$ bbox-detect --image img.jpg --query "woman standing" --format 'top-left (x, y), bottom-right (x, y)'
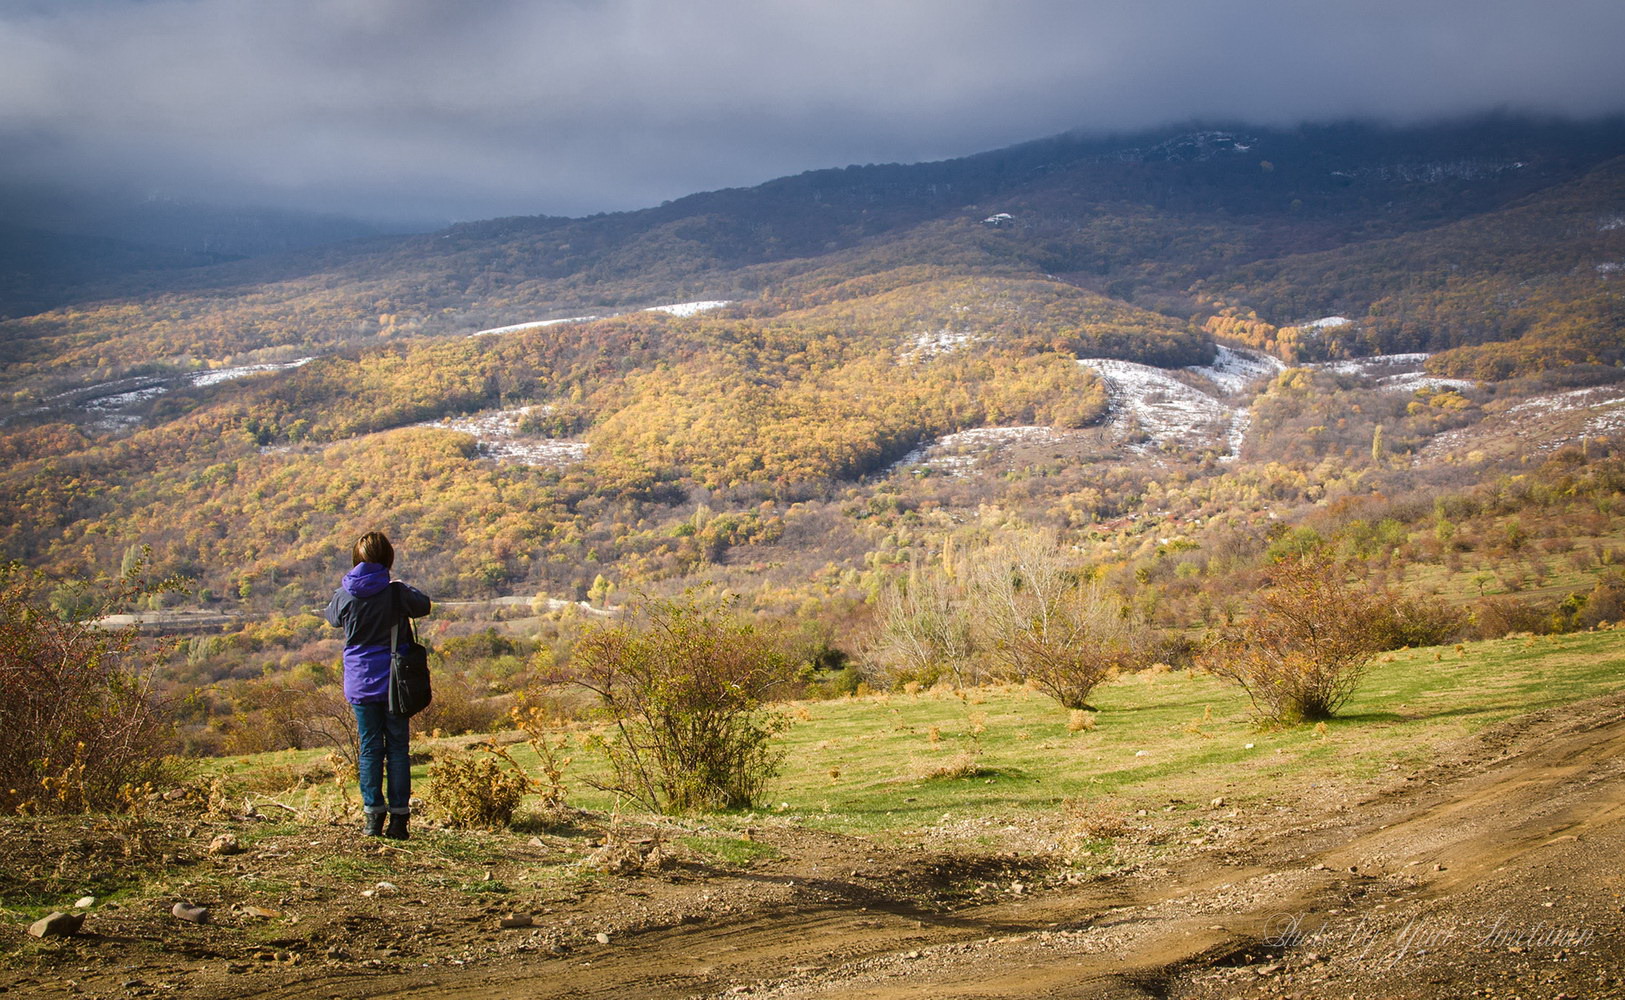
top-left (325, 531), bottom-right (432, 839)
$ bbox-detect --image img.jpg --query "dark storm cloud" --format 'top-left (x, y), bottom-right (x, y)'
top-left (2, 0), bottom-right (1622, 222)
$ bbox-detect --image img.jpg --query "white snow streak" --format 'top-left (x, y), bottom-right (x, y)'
top-left (1314, 353), bottom-right (1473, 393)
top-left (190, 357), bottom-right (314, 387)
top-left (1507, 385), bottom-right (1621, 418)
top-left (468, 299), bottom-right (732, 338)
top-left (645, 300), bottom-right (733, 317)
top-left (470, 317), bottom-right (598, 337)
top-left (905, 328), bottom-right (984, 359)
top-left (77, 358), bottom-right (314, 430)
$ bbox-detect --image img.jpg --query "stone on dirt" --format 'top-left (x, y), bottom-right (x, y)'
top-left (500, 913), bottom-right (534, 929)
top-left (28, 911), bottom-right (84, 938)
top-left (171, 902), bottom-right (211, 924)
top-left (208, 833), bottom-right (243, 856)
top-left (74, 896), bottom-right (96, 909)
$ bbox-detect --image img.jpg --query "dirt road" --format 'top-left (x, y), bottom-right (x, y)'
top-left (208, 692), bottom-right (1623, 1000)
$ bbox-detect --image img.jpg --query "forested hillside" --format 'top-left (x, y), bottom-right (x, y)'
top-left (3, 115), bottom-right (1625, 748)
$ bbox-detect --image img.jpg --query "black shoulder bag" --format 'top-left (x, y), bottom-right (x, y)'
top-left (388, 588), bottom-right (432, 718)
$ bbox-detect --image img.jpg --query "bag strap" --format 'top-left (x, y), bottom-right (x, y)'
top-left (390, 581), bottom-right (417, 646)
top-left (387, 596), bottom-right (401, 714)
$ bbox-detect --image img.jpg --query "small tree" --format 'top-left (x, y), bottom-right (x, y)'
top-left (564, 599), bottom-right (792, 813)
top-left (969, 532), bottom-right (1148, 710)
top-left (1201, 554), bottom-right (1388, 724)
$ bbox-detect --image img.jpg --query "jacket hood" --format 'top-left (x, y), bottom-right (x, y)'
top-left (343, 562), bottom-right (392, 598)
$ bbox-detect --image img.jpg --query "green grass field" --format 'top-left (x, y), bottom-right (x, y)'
top-left (214, 628), bottom-right (1625, 850)
top-left (479, 627), bottom-right (1625, 840)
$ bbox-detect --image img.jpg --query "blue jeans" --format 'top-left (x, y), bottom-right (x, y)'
top-left (353, 702), bottom-right (411, 815)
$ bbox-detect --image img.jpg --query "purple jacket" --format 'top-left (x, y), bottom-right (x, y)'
top-left (324, 562), bottom-right (432, 704)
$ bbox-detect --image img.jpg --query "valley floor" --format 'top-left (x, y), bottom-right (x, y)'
top-left (6, 687), bottom-right (1624, 999)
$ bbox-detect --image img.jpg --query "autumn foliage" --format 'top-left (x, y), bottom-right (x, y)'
top-left (0, 566), bottom-right (176, 813)
top-left (1200, 554), bottom-right (1390, 723)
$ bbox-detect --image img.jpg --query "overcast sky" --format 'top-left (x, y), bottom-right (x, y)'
top-left (2, 0), bottom-right (1623, 225)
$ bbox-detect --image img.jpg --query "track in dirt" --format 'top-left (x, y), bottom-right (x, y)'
top-left (239, 693), bottom-right (1625, 1000)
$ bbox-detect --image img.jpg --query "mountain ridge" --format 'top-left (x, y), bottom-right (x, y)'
top-left (6, 115), bottom-right (1624, 387)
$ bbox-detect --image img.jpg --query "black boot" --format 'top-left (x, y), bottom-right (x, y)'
top-left (364, 812), bottom-right (386, 837)
top-left (385, 813), bottom-right (409, 841)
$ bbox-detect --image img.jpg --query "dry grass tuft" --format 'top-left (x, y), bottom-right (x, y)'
top-left (915, 751), bottom-right (983, 781)
top-left (1065, 797), bottom-right (1131, 839)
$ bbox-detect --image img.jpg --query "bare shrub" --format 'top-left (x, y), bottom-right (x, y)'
top-left (417, 673), bottom-right (507, 736)
top-left (1471, 596), bottom-right (1556, 639)
top-left (423, 748), bottom-right (527, 829)
top-left (870, 567), bottom-right (976, 686)
top-left (1066, 709), bottom-right (1097, 733)
top-left (0, 565), bottom-right (176, 814)
top-left (223, 679), bottom-right (362, 780)
top-left (915, 751), bottom-right (984, 780)
top-left (563, 599), bottom-right (793, 813)
top-left (1574, 574), bottom-right (1625, 631)
top-left (1200, 554), bottom-right (1389, 724)
top-left (508, 692), bottom-right (575, 819)
top-left (969, 532), bottom-right (1149, 711)
top-left (299, 685), bottom-right (361, 778)
top-left (1371, 593), bottom-right (1467, 649)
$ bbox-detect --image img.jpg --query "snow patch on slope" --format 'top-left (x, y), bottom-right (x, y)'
top-left (74, 358), bottom-right (314, 431)
top-left (1507, 385), bottom-right (1623, 419)
top-left (906, 329), bottom-right (986, 360)
top-left (1080, 358), bottom-right (1240, 456)
top-left (418, 407), bottom-right (588, 467)
top-left (1419, 383), bottom-right (1625, 462)
top-left (892, 426), bottom-right (1063, 477)
top-left (1187, 345), bottom-right (1284, 394)
top-left (1315, 354), bottom-right (1474, 393)
top-left (469, 299), bottom-right (731, 338)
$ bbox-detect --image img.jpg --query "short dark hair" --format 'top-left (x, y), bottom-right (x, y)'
top-left (352, 531), bottom-right (394, 569)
